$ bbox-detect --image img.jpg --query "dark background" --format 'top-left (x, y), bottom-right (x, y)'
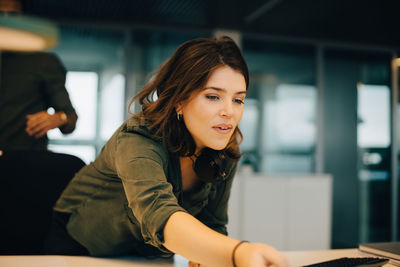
top-left (22, 0), bottom-right (400, 50)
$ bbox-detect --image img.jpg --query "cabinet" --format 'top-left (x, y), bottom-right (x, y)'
top-left (227, 169), bottom-right (332, 250)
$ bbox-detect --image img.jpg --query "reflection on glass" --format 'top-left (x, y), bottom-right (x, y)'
top-left (261, 154), bottom-right (314, 174)
top-left (48, 71), bottom-right (98, 140)
top-left (357, 84), bottom-right (391, 243)
top-left (264, 84), bottom-right (316, 151)
top-left (239, 99), bottom-right (259, 152)
top-left (357, 84), bottom-right (390, 148)
top-left (100, 74), bottom-right (125, 140)
top-left (242, 39), bottom-right (316, 174)
top-left (260, 84), bottom-right (316, 173)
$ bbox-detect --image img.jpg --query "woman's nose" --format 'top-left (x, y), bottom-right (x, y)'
top-left (219, 100), bottom-right (233, 117)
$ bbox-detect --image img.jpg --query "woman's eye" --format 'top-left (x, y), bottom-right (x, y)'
top-left (234, 98), bottom-right (244, 104)
top-left (206, 95), bottom-right (219, 101)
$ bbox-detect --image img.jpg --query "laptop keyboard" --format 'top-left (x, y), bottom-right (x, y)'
top-left (302, 257), bottom-right (389, 267)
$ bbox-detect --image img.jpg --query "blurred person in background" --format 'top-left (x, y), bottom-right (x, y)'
top-left (0, 51), bottom-right (77, 152)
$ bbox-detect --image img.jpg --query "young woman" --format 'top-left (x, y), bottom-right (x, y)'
top-left (45, 36), bottom-right (289, 267)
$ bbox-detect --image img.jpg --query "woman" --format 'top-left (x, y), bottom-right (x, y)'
top-left (46, 36), bottom-right (288, 267)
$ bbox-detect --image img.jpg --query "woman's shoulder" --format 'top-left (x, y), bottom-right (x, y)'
top-left (125, 113), bottom-right (149, 125)
top-left (119, 114), bottom-right (156, 139)
top-left (115, 114), bottom-right (167, 158)
top-left (123, 114), bottom-right (152, 132)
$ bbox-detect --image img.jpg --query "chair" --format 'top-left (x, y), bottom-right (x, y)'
top-left (0, 150), bottom-right (85, 255)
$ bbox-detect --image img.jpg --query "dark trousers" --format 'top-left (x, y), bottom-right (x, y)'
top-left (44, 211), bottom-right (90, 256)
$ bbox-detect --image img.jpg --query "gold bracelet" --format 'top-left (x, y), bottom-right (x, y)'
top-left (232, 241), bottom-right (249, 267)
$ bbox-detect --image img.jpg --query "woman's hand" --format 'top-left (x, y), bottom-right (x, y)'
top-left (188, 243), bottom-right (288, 267)
top-left (234, 242), bottom-right (289, 267)
top-left (164, 212), bottom-right (288, 267)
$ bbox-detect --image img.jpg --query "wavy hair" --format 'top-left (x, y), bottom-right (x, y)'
top-left (129, 36), bottom-right (249, 159)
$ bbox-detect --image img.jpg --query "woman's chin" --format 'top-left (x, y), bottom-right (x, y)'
top-left (206, 143), bottom-right (229, 151)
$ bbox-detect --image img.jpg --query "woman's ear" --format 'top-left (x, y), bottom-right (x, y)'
top-left (175, 103), bottom-right (183, 115)
top-left (175, 104), bottom-right (184, 121)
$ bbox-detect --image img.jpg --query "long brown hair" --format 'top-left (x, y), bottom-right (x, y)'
top-left (129, 36), bottom-right (249, 159)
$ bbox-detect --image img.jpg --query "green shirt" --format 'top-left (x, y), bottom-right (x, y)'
top-left (54, 115), bottom-right (237, 257)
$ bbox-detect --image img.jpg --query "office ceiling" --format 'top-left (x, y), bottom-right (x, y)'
top-left (20, 0), bottom-right (400, 49)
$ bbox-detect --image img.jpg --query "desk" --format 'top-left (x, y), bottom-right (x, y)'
top-left (283, 249), bottom-right (395, 266)
top-left (0, 249), bottom-right (396, 267)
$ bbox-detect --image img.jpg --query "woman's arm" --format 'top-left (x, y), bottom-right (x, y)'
top-left (163, 211), bottom-right (289, 267)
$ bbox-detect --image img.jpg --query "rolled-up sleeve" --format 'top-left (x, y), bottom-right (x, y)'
top-left (115, 131), bottom-right (186, 252)
top-left (40, 53), bottom-right (76, 114)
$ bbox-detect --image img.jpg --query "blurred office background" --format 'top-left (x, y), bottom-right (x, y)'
top-left (11, 0), bottom-right (399, 249)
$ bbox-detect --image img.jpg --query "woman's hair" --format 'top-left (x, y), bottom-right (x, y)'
top-left (129, 36), bottom-right (249, 159)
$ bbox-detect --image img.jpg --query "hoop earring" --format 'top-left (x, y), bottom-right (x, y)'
top-left (177, 113), bottom-right (183, 121)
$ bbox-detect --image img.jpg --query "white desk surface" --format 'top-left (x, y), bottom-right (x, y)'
top-left (283, 249), bottom-right (396, 266)
top-left (0, 249), bottom-right (396, 267)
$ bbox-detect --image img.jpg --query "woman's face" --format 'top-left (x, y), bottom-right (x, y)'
top-left (179, 65), bottom-right (246, 152)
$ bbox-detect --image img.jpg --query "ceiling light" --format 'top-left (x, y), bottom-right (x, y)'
top-left (0, 0), bottom-right (59, 51)
top-left (393, 58), bottom-right (400, 67)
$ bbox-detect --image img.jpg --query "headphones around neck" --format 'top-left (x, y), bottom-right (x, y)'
top-left (193, 148), bottom-right (228, 183)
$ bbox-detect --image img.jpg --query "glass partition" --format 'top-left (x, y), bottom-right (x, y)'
top-left (241, 39), bottom-right (316, 174)
top-left (324, 49), bottom-right (392, 247)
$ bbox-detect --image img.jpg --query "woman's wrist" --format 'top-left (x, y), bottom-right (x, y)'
top-left (232, 240), bottom-right (249, 267)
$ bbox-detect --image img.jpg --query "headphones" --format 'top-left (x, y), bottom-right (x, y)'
top-left (193, 148), bottom-right (228, 183)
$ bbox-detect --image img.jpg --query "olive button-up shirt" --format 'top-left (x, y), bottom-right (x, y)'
top-left (54, 115), bottom-right (237, 257)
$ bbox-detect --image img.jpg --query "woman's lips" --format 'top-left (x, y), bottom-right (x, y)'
top-left (212, 124), bottom-right (233, 134)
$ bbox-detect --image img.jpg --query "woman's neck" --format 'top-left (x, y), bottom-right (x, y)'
top-left (179, 156), bottom-right (200, 192)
